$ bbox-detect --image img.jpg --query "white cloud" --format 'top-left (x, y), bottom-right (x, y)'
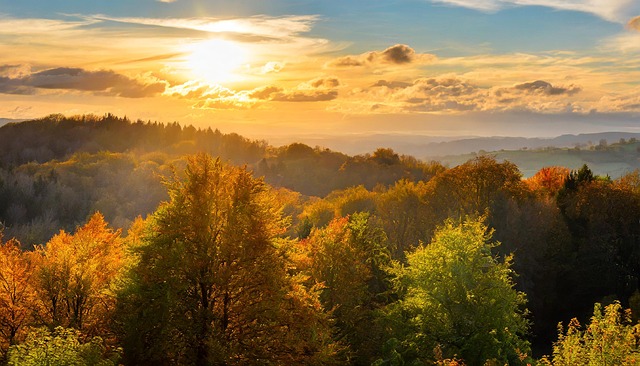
top-left (0, 17), bottom-right (97, 34)
top-left (90, 14), bottom-right (320, 38)
top-left (429, 0), bottom-right (639, 23)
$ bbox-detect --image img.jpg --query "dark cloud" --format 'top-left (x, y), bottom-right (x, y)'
top-left (411, 77), bottom-right (478, 97)
top-left (379, 44), bottom-right (414, 64)
top-left (514, 80), bottom-right (580, 95)
top-left (327, 44), bottom-right (434, 68)
top-left (0, 76), bottom-right (35, 95)
top-left (0, 67), bottom-right (166, 98)
top-left (330, 57), bottom-right (364, 67)
top-left (309, 77), bottom-right (340, 88)
top-left (371, 80), bottom-right (413, 89)
top-left (628, 16), bottom-right (640, 31)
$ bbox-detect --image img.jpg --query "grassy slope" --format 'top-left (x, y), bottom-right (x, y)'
top-left (432, 141), bottom-right (640, 178)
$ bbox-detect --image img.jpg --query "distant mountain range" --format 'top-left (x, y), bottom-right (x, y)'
top-left (5, 115), bottom-right (640, 179)
top-left (267, 132), bottom-right (640, 158)
top-left (0, 118), bottom-right (26, 127)
top-left (267, 132), bottom-right (640, 178)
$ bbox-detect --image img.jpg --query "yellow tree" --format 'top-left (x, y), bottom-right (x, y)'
top-left (33, 213), bottom-right (124, 337)
top-left (118, 154), bottom-right (337, 366)
top-left (0, 237), bottom-right (37, 357)
top-left (542, 302), bottom-right (640, 365)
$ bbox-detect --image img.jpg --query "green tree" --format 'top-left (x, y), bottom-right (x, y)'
top-left (541, 302), bottom-right (640, 365)
top-left (7, 326), bottom-right (119, 366)
top-left (381, 218), bottom-right (530, 365)
top-left (118, 154), bottom-right (337, 365)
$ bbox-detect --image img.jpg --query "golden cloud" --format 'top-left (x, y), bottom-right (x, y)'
top-left (326, 44), bottom-right (436, 68)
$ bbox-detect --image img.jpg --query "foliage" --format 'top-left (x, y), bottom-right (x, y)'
top-left (0, 237), bottom-right (37, 357)
top-left (375, 179), bottom-right (431, 260)
top-left (541, 302), bottom-right (640, 365)
top-left (7, 326), bottom-right (119, 366)
top-left (381, 218), bottom-right (530, 365)
top-left (2, 114), bottom-right (640, 361)
top-left (32, 213), bottom-right (125, 336)
top-left (526, 166), bottom-right (570, 196)
top-left (302, 213), bottom-right (391, 364)
top-left (117, 154), bottom-right (338, 365)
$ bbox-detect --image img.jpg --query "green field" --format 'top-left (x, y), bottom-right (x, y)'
top-left (432, 141), bottom-right (640, 178)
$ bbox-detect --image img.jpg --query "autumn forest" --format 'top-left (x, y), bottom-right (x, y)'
top-left (1, 114), bottom-right (640, 365)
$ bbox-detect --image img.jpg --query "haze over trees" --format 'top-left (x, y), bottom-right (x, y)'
top-left (0, 114), bottom-right (640, 365)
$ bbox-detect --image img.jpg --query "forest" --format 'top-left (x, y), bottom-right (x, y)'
top-left (1, 114), bottom-right (640, 365)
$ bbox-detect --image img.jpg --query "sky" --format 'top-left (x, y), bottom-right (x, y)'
top-left (1, 0), bottom-right (640, 139)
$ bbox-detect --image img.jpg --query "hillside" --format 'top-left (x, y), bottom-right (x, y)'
top-left (267, 132), bottom-right (640, 158)
top-left (433, 138), bottom-right (640, 178)
top-left (0, 114), bottom-right (441, 245)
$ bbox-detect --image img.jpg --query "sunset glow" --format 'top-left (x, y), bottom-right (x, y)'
top-left (183, 39), bottom-right (249, 84)
top-left (0, 1), bottom-right (639, 139)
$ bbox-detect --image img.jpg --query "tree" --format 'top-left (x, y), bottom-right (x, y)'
top-left (118, 154), bottom-right (337, 365)
top-left (375, 179), bottom-right (432, 260)
top-left (381, 218), bottom-right (530, 365)
top-left (541, 302), bottom-right (640, 365)
top-left (526, 166), bottom-right (570, 197)
top-left (426, 156), bottom-right (526, 233)
top-left (303, 213), bottom-right (391, 364)
top-left (33, 213), bottom-right (125, 337)
top-left (0, 237), bottom-right (37, 357)
top-left (7, 326), bottom-right (120, 366)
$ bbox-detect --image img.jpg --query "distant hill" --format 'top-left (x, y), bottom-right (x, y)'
top-left (432, 138), bottom-right (640, 178)
top-left (267, 132), bottom-right (640, 159)
top-left (0, 118), bottom-right (26, 127)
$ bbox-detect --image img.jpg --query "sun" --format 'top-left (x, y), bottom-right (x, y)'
top-left (184, 39), bottom-right (248, 84)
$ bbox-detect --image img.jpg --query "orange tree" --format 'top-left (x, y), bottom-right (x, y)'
top-left (0, 237), bottom-right (37, 358)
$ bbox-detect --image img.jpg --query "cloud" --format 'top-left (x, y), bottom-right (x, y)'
top-left (0, 64), bottom-right (31, 79)
top-left (272, 90), bottom-right (338, 102)
top-left (513, 80), bottom-right (581, 95)
top-left (327, 44), bottom-right (436, 68)
top-left (308, 77), bottom-right (341, 88)
top-left (380, 44), bottom-right (416, 64)
top-left (91, 14), bottom-right (319, 39)
top-left (371, 80), bottom-right (414, 89)
top-left (0, 77), bottom-right (35, 95)
top-left (193, 98), bottom-right (253, 110)
top-left (428, 0), bottom-right (639, 23)
top-left (338, 76), bottom-right (590, 114)
top-left (248, 84), bottom-right (339, 102)
top-left (261, 61), bottom-right (285, 74)
top-left (249, 86), bottom-right (284, 100)
top-left (0, 18), bottom-right (98, 35)
top-left (0, 67), bottom-right (166, 98)
top-left (628, 16), bottom-right (640, 31)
